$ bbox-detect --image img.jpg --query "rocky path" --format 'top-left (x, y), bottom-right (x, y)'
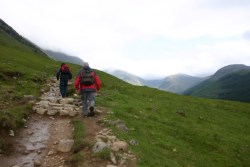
top-left (0, 77), bottom-right (136, 167)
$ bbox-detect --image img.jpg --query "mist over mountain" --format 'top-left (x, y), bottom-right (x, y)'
top-left (184, 64), bottom-right (250, 102)
top-left (105, 69), bottom-right (144, 86)
top-left (43, 49), bottom-right (84, 66)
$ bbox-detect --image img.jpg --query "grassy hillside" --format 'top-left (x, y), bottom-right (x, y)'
top-left (184, 69), bottom-right (250, 103)
top-left (184, 65), bottom-right (250, 103)
top-left (96, 72), bottom-right (250, 166)
top-left (1, 21), bottom-right (250, 166)
top-left (0, 27), bottom-right (81, 148)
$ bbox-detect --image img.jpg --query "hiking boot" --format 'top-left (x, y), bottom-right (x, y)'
top-left (82, 113), bottom-right (90, 118)
top-left (89, 107), bottom-right (95, 117)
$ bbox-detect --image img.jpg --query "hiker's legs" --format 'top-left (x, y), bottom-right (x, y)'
top-left (88, 92), bottom-right (96, 108)
top-left (60, 80), bottom-right (68, 97)
top-left (81, 92), bottom-right (88, 116)
top-left (59, 80), bottom-right (65, 97)
top-left (65, 83), bottom-right (68, 97)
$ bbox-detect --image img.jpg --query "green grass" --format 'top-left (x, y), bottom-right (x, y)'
top-left (93, 148), bottom-right (111, 160)
top-left (96, 71), bottom-right (250, 167)
top-left (65, 119), bottom-right (85, 167)
top-left (72, 118), bottom-right (86, 152)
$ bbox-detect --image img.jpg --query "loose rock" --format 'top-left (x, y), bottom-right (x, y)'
top-left (57, 139), bottom-right (74, 153)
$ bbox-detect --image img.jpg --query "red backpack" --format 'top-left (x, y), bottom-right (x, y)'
top-left (61, 64), bottom-right (70, 74)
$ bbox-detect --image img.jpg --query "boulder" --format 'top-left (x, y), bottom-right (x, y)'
top-left (57, 139), bottom-right (74, 153)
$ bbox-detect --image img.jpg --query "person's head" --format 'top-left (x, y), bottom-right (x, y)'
top-left (83, 62), bottom-right (89, 67)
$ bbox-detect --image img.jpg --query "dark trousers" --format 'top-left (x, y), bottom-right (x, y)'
top-left (60, 79), bottom-right (68, 97)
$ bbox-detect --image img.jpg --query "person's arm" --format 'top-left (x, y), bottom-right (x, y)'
top-left (95, 75), bottom-right (101, 91)
top-left (56, 69), bottom-right (60, 80)
top-left (69, 71), bottom-right (72, 80)
top-left (74, 76), bottom-right (80, 93)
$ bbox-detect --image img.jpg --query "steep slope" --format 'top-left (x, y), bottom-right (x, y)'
top-left (0, 19), bottom-right (81, 151)
top-left (184, 64), bottom-right (250, 102)
top-left (0, 19), bottom-right (47, 56)
top-left (210, 64), bottom-right (250, 81)
top-left (43, 49), bottom-right (84, 66)
top-left (158, 73), bottom-right (206, 94)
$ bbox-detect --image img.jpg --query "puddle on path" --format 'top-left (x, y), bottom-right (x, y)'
top-left (0, 114), bottom-right (53, 167)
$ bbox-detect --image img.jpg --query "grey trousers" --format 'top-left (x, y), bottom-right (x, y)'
top-left (81, 91), bottom-right (96, 116)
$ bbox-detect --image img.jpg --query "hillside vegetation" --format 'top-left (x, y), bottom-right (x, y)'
top-left (0, 20), bottom-right (249, 166)
top-left (0, 24), bottom-right (81, 149)
top-left (97, 71), bottom-right (250, 166)
top-left (185, 65), bottom-right (250, 102)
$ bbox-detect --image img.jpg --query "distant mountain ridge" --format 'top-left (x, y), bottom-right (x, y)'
top-left (105, 69), bottom-right (144, 86)
top-left (158, 74), bottom-right (206, 94)
top-left (184, 64), bottom-right (250, 102)
top-left (43, 50), bottom-right (84, 66)
top-left (105, 70), bottom-right (207, 93)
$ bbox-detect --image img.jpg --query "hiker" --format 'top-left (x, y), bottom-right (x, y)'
top-left (74, 62), bottom-right (101, 117)
top-left (56, 63), bottom-right (72, 98)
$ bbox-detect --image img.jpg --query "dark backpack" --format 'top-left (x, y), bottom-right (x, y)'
top-left (80, 70), bottom-right (95, 85)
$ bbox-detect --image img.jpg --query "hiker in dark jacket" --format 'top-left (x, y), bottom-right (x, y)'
top-left (75, 62), bottom-right (101, 117)
top-left (56, 63), bottom-right (72, 98)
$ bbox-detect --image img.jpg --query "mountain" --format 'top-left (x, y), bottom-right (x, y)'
top-left (158, 74), bottom-right (206, 94)
top-left (106, 69), bottom-right (206, 93)
top-left (184, 64), bottom-right (250, 102)
top-left (43, 49), bottom-right (84, 66)
top-left (210, 64), bottom-right (250, 81)
top-left (105, 69), bottom-right (144, 86)
top-left (142, 79), bottom-right (164, 88)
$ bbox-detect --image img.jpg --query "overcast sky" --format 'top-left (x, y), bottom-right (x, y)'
top-left (1, 0), bottom-right (250, 78)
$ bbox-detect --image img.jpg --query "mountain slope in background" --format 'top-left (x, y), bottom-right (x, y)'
top-left (158, 74), bottom-right (204, 94)
top-left (44, 49), bottom-right (84, 66)
top-left (158, 74), bottom-right (206, 94)
top-left (106, 69), bottom-right (207, 93)
top-left (184, 64), bottom-right (250, 102)
top-left (105, 69), bottom-right (144, 86)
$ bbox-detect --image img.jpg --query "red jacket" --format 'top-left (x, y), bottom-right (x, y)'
top-left (74, 69), bottom-right (101, 92)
